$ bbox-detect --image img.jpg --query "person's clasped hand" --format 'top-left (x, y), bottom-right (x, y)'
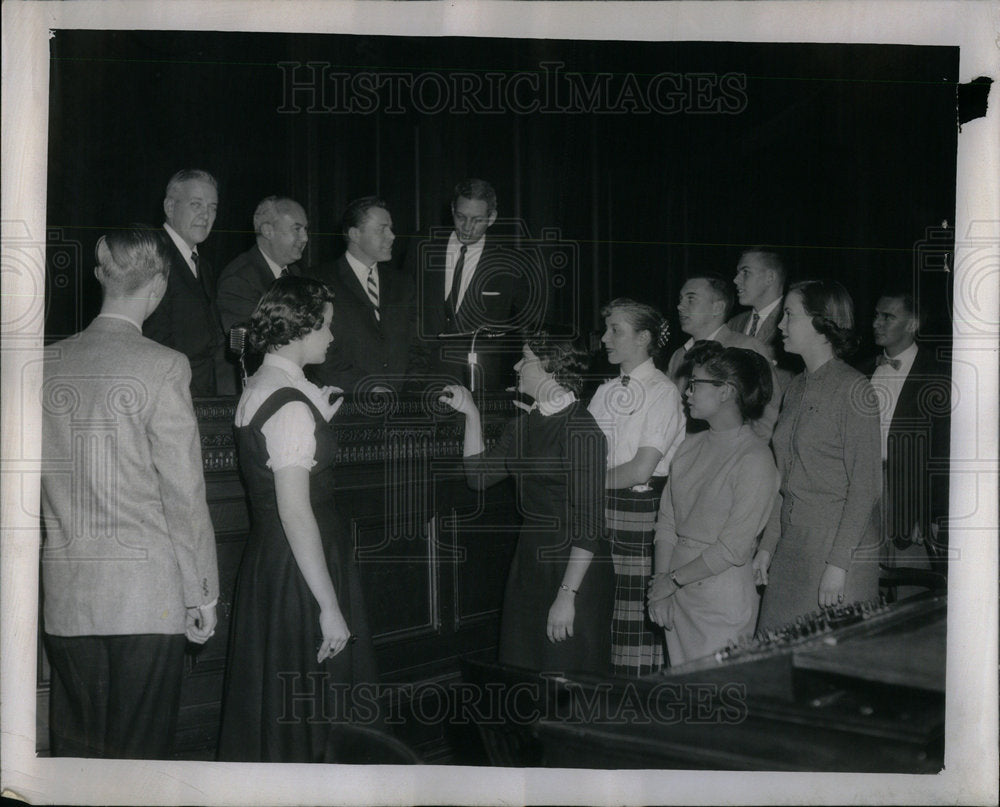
top-left (316, 386), bottom-right (345, 421)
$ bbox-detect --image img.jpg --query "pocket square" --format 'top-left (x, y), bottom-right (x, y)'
top-left (481, 291), bottom-right (500, 296)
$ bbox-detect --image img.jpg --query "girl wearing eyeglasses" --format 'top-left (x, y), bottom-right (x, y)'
top-left (647, 343), bottom-right (779, 665)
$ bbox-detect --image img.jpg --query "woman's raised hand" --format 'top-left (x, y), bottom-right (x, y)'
top-left (317, 606), bottom-right (351, 663)
top-left (438, 384), bottom-right (475, 416)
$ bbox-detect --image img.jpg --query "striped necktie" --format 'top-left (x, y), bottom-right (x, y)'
top-left (366, 266), bottom-right (380, 321)
top-left (748, 311), bottom-right (760, 338)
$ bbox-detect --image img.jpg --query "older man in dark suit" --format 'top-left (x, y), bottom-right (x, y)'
top-left (143, 168), bottom-right (228, 396)
top-left (217, 196), bottom-right (308, 334)
top-left (411, 178), bottom-right (545, 391)
top-left (40, 226), bottom-right (219, 758)
top-left (308, 196), bottom-right (425, 393)
top-left (860, 289), bottom-right (951, 584)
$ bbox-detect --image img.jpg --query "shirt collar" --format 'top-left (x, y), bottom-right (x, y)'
top-left (345, 249), bottom-right (376, 275)
top-left (534, 390), bottom-right (577, 416)
top-left (882, 341), bottom-right (919, 372)
top-left (257, 244), bottom-right (285, 279)
top-left (684, 324), bottom-right (725, 351)
top-left (622, 357), bottom-right (656, 381)
top-left (447, 230), bottom-right (486, 260)
top-left (163, 222), bottom-right (197, 269)
top-left (261, 352), bottom-right (306, 381)
top-left (96, 312), bottom-right (142, 332)
top-left (755, 296), bottom-right (782, 320)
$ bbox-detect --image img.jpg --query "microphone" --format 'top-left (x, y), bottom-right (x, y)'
top-left (468, 325), bottom-right (515, 392)
top-left (228, 326), bottom-right (249, 388)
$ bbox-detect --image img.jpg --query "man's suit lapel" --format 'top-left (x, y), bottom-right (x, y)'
top-left (250, 246), bottom-right (277, 292)
top-left (756, 305), bottom-right (781, 346)
top-left (165, 237), bottom-right (207, 298)
top-left (891, 346), bottom-right (931, 427)
top-left (337, 256), bottom-right (381, 330)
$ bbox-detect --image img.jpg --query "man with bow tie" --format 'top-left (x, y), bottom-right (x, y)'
top-left (143, 168), bottom-right (229, 396)
top-left (860, 289), bottom-right (951, 585)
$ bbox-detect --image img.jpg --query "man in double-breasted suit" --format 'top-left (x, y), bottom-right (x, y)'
top-left (860, 290), bottom-right (951, 578)
top-left (143, 168), bottom-right (229, 396)
top-left (40, 227), bottom-right (219, 758)
top-left (666, 273), bottom-right (780, 440)
top-left (308, 196), bottom-right (425, 393)
top-left (217, 196), bottom-right (308, 334)
top-left (410, 178), bottom-right (545, 391)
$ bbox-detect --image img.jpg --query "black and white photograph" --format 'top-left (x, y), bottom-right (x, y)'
top-left (1, 1), bottom-right (997, 805)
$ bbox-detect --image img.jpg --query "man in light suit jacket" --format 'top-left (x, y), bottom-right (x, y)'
top-left (860, 289), bottom-right (950, 580)
top-left (40, 227), bottom-right (219, 758)
top-left (217, 196), bottom-right (308, 334)
top-left (410, 178), bottom-right (545, 391)
top-left (728, 247), bottom-right (799, 389)
top-left (667, 273), bottom-right (780, 440)
top-left (308, 196), bottom-right (426, 393)
top-left (143, 168), bottom-right (229, 396)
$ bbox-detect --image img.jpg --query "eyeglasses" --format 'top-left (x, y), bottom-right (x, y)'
top-left (687, 377), bottom-right (728, 387)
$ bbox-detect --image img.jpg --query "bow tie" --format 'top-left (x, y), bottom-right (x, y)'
top-left (876, 354), bottom-right (901, 371)
top-left (620, 375), bottom-right (631, 387)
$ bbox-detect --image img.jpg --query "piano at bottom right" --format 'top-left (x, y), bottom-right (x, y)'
top-left (463, 592), bottom-right (946, 772)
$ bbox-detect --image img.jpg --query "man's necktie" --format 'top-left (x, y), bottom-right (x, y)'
top-left (366, 266), bottom-right (380, 321)
top-left (448, 245), bottom-right (468, 316)
top-left (192, 250), bottom-right (210, 296)
top-left (748, 311), bottom-right (760, 338)
top-left (280, 266), bottom-right (289, 278)
top-left (620, 375), bottom-right (631, 387)
top-left (875, 353), bottom-right (901, 371)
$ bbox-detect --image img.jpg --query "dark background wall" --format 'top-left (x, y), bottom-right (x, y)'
top-left (45, 31), bottom-right (957, 361)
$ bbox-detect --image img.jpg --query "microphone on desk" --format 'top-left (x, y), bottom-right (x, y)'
top-left (437, 325), bottom-right (516, 392)
top-left (228, 326), bottom-right (249, 389)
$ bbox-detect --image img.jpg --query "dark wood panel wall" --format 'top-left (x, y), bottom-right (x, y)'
top-left (45, 32), bottom-right (957, 356)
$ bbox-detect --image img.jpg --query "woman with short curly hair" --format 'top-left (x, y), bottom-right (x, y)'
top-left (440, 332), bottom-right (614, 675)
top-left (219, 276), bottom-right (378, 762)
top-left (752, 280), bottom-right (882, 630)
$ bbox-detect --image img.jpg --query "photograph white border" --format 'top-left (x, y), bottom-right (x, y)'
top-left (2, 1), bottom-right (997, 804)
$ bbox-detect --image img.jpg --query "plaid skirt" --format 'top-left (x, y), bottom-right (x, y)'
top-left (608, 478), bottom-right (668, 677)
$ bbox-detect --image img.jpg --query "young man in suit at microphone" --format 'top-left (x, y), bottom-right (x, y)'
top-left (411, 178), bottom-right (545, 392)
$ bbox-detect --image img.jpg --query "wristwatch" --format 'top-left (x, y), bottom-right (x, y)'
top-left (669, 570), bottom-right (684, 589)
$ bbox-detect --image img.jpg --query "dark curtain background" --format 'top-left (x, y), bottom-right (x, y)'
top-left (45, 31), bottom-right (957, 364)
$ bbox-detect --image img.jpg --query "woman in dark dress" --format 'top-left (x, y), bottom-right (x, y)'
top-left (440, 334), bottom-right (613, 674)
top-left (218, 277), bottom-right (377, 762)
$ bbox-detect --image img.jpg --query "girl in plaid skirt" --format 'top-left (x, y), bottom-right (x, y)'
top-left (588, 299), bottom-right (686, 676)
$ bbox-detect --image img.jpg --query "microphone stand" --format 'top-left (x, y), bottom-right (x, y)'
top-left (438, 325), bottom-right (516, 392)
